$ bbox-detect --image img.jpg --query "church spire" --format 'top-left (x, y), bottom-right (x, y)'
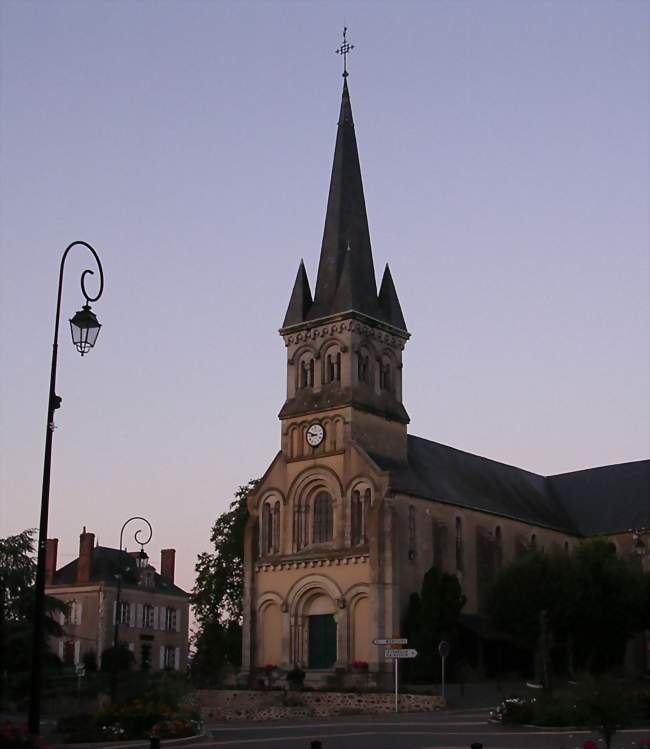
top-left (307, 78), bottom-right (382, 322)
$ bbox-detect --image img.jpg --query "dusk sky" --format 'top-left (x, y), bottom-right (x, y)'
top-left (1, 1), bottom-right (648, 604)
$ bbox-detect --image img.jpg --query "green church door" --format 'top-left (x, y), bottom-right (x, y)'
top-left (308, 614), bottom-right (337, 669)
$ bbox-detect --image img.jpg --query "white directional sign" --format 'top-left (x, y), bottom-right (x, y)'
top-left (385, 648), bottom-right (418, 659)
top-left (372, 638), bottom-right (408, 646)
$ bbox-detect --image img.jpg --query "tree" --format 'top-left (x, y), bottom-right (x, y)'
top-left (487, 539), bottom-right (649, 678)
top-left (190, 479), bottom-right (257, 682)
top-left (0, 530), bottom-right (65, 703)
top-left (403, 566), bottom-right (466, 681)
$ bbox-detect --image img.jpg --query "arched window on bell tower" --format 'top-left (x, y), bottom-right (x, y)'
top-left (313, 491), bottom-right (333, 543)
top-left (299, 356), bottom-right (315, 388)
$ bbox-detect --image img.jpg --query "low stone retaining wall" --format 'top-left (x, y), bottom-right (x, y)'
top-left (195, 689), bottom-right (444, 722)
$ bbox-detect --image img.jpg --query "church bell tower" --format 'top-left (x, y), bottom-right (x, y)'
top-left (278, 77), bottom-right (410, 463)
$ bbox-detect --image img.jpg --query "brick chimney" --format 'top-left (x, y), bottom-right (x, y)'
top-left (77, 527), bottom-right (95, 583)
top-left (45, 538), bottom-right (58, 585)
top-left (160, 549), bottom-right (175, 583)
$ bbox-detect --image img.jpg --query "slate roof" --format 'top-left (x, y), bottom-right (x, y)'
top-left (548, 461), bottom-right (650, 535)
top-left (370, 435), bottom-right (649, 536)
top-left (50, 546), bottom-right (188, 597)
top-left (281, 79), bottom-right (407, 333)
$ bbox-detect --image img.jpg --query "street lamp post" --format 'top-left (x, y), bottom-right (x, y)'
top-left (111, 517), bottom-right (153, 701)
top-left (28, 241), bottom-right (104, 735)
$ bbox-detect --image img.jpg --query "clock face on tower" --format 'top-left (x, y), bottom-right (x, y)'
top-left (306, 423), bottom-right (325, 447)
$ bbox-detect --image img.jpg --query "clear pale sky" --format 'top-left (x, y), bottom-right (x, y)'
top-left (1, 1), bottom-right (648, 603)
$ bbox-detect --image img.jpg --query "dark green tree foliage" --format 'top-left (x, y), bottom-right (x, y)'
top-left (0, 529), bottom-right (65, 700)
top-left (487, 538), bottom-right (648, 675)
top-left (403, 566), bottom-right (466, 680)
top-left (190, 480), bottom-right (257, 681)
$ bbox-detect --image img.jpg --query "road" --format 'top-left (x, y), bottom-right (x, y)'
top-left (204, 707), bottom-right (650, 749)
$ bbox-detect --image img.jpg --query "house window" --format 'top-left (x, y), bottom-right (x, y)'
top-left (326, 351), bottom-right (341, 383)
top-left (164, 607), bottom-right (177, 631)
top-left (116, 600), bottom-right (130, 625)
top-left (164, 645), bottom-right (175, 669)
top-left (357, 353), bottom-right (369, 383)
top-left (300, 358), bottom-right (315, 388)
top-left (408, 506), bottom-right (416, 560)
top-left (313, 491), bottom-right (333, 543)
top-left (140, 643), bottom-right (152, 671)
top-left (63, 640), bottom-right (75, 666)
top-left (455, 517), bottom-right (464, 572)
top-left (65, 600), bottom-right (82, 626)
top-left (143, 604), bottom-right (154, 629)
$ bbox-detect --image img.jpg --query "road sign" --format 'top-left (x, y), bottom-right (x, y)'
top-left (438, 640), bottom-right (450, 658)
top-left (373, 637), bottom-right (408, 645)
top-left (384, 648), bottom-right (418, 659)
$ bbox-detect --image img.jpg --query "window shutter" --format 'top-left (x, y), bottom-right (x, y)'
top-left (174, 647), bottom-right (180, 671)
top-left (175, 608), bottom-right (181, 632)
top-left (159, 646), bottom-right (165, 669)
top-left (136, 603), bottom-right (142, 628)
top-left (74, 640), bottom-right (81, 665)
top-left (77, 601), bottom-right (83, 625)
top-left (112, 601), bottom-right (117, 625)
top-left (153, 606), bottom-right (159, 630)
top-left (58, 641), bottom-right (64, 659)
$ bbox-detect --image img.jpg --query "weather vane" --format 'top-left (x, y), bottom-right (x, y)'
top-left (335, 26), bottom-right (354, 78)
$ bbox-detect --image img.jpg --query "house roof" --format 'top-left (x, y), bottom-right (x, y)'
top-left (370, 435), bottom-right (649, 536)
top-left (50, 546), bottom-right (188, 597)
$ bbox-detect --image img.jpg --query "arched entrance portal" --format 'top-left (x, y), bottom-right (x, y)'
top-left (288, 575), bottom-right (343, 670)
top-left (306, 596), bottom-right (337, 669)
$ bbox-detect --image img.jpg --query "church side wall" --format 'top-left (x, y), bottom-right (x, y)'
top-left (392, 494), bottom-right (578, 616)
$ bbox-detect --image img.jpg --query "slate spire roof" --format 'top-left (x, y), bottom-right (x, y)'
top-left (282, 79), bottom-right (407, 332)
top-left (282, 259), bottom-right (313, 328)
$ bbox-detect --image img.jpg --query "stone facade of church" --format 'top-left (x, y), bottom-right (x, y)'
top-left (240, 77), bottom-right (649, 681)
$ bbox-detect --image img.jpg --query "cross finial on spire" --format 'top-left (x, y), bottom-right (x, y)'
top-left (335, 26), bottom-right (354, 78)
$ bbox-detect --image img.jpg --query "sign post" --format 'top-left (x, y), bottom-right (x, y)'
top-left (372, 637), bottom-right (418, 714)
top-left (438, 640), bottom-right (450, 700)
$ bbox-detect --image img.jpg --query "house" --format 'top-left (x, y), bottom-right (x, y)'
top-left (46, 528), bottom-right (189, 672)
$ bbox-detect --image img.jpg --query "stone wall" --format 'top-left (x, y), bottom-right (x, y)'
top-left (195, 689), bottom-right (444, 722)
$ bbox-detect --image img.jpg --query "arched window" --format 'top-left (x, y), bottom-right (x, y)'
top-left (408, 505), bottom-right (416, 560)
top-left (293, 498), bottom-right (309, 551)
top-left (351, 491), bottom-right (362, 546)
top-left (300, 357), bottom-right (315, 388)
top-left (363, 489), bottom-right (370, 542)
top-left (357, 353), bottom-right (369, 383)
top-left (272, 501), bottom-right (280, 552)
top-left (455, 516), bottom-right (464, 572)
top-left (494, 525), bottom-right (503, 571)
top-left (313, 491), bottom-right (333, 543)
top-left (326, 351), bottom-right (342, 383)
top-left (262, 502), bottom-right (277, 554)
top-left (379, 361), bottom-right (391, 392)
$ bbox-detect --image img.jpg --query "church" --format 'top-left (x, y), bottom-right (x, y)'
top-left (240, 70), bottom-right (649, 682)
